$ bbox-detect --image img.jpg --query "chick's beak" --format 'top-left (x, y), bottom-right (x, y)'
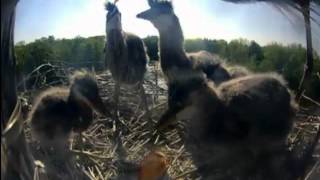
top-left (136, 9), bottom-right (153, 20)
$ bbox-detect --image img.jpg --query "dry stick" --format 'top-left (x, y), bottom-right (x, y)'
top-left (139, 82), bottom-right (152, 125)
top-left (3, 100), bottom-right (37, 180)
top-left (112, 81), bottom-right (131, 131)
top-left (94, 165), bottom-right (104, 180)
top-left (290, 129), bottom-right (302, 145)
top-left (302, 94), bottom-right (320, 107)
top-left (17, 63), bottom-right (67, 89)
top-left (154, 62), bottom-right (159, 104)
top-left (87, 167), bottom-right (97, 180)
top-left (304, 159), bottom-right (320, 180)
top-left (108, 85), bottom-right (126, 154)
top-left (151, 102), bottom-right (167, 110)
top-left (138, 81), bottom-right (157, 149)
top-left (82, 169), bottom-right (96, 180)
top-left (133, 96), bottom-right (142, 118)
top-left (71, 149), bottom-right (113, 160)
top-left (84, 157), bottom-right (101, 171)
top-left (300, 125), bottom-right (320, 179)
top-left (145, 79), bottom-right (167, 92)
top-left (298, 122), bottom-right (320, 126)
top-left (137, 102), bottom-right (167, 121)
top-left (173, 169), bottom-right (198, 180)
top-left (111, 118), bottom-right (128, 160)
top-left (168, 145), bottom-right (184, 172)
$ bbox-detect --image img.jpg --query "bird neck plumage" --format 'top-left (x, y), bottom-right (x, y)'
top-left (68, 93), bottom-right (90, 113)
top-left (158, 16), bottom-right (190, 73)
top-left (107, 29), bottom-right (124, 45)
top-left (158, 15), bottom-right (184, 53)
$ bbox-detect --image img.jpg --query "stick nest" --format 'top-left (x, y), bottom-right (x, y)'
top-left (19, 63), bottom-right (319, 180)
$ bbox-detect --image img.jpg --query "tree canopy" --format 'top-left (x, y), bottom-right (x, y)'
top-left (15, 35), bottom-right (320, 99)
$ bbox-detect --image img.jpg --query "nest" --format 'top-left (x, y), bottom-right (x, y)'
top-left (19, 63), bottom-right (320, 180)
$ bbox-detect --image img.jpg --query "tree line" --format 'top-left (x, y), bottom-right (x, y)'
top-left (15, 35), bottom-right (320, 99)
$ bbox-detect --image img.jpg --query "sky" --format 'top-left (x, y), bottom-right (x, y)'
top-left (14, 0), bottom-right (320, 51)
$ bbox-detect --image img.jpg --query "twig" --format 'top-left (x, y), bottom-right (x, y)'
top-left (302, 94), bottom-right (320, 107)
top-left (300, 125), bottom-right (320, 179)
top-left (138, 102), bottom-right (166, 120)
top-left (173, 168), bottom-right (198, 180)
top-left (94, 165), bottom-right (104, 180)
top-left (168, 145), bottom-right (184, 172)
top-left (71, 149), bottom-right (113, 160)
top-left (82, 169), bottom-right (96, 180)
top-left (88, 167), bottom-right (98, 180)
top-left (304, 160), bottom-right (320, 180)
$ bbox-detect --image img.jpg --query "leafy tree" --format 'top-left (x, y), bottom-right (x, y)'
top-left (259, 43), bottom-right (289, 73)
top-left (14, 35), bottom-right (320, 99)
top-left (84, 43), bottom-right (94, 62)
top-left (16, 40), bottom-right (26, 46)
top-left (184, 38), bottom-right (207, 52)
top-left (226, 39), bottom-right (250, 64)
top-left (249, 40), bottom-right (264, 65)
top-left (143, 36), bottom-right (159, 61)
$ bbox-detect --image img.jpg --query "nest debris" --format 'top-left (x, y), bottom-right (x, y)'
top-left (19, 64), bottom-right (320, 180)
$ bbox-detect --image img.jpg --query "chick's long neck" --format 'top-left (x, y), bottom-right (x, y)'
top-left (157, 15), bottom-right (192, 73)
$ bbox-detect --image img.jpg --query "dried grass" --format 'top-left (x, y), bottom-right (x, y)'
top-left (15, 64), bottom-right (320, 180)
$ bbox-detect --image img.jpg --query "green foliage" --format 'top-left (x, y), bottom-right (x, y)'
top-left (184, 39), bottom-right (208, 52)
top-left (15, 38), bottom-right (55, 74)
top-left (15, 35), bottom-right (320, 99)
top-left (248, 40), bottom-right (264, 65)
top-left (15, 35), bottom-right (106, 74)
top-left (226, 39), bottom-right (250, 64)
top-left (184, 38), bottom-right (229, 56)
top-left (143, 36), bottom-right (159, 61)
top-left (182, 38), bottom-right (319, 99)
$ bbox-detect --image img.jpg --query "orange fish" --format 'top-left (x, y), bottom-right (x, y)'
top-left (139, 151), bottom-right (169, 180)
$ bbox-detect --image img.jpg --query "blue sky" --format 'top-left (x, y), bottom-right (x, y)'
top-left (15, 0), bottom-right (320, 51)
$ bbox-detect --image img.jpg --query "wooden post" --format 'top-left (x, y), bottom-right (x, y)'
top-left (1, 0), bottom-right (19, 130)
top-left (1, 1), bottom-right (37, 179)
top-left (296, 2), bottom-right (314, 101)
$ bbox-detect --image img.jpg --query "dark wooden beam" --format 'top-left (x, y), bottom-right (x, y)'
top-left (296, 2), bottom-right (314, 101)
top-left (1, 1), bottom-right (37, 179)
top-left (1, 0), bottom-right (19, 131)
